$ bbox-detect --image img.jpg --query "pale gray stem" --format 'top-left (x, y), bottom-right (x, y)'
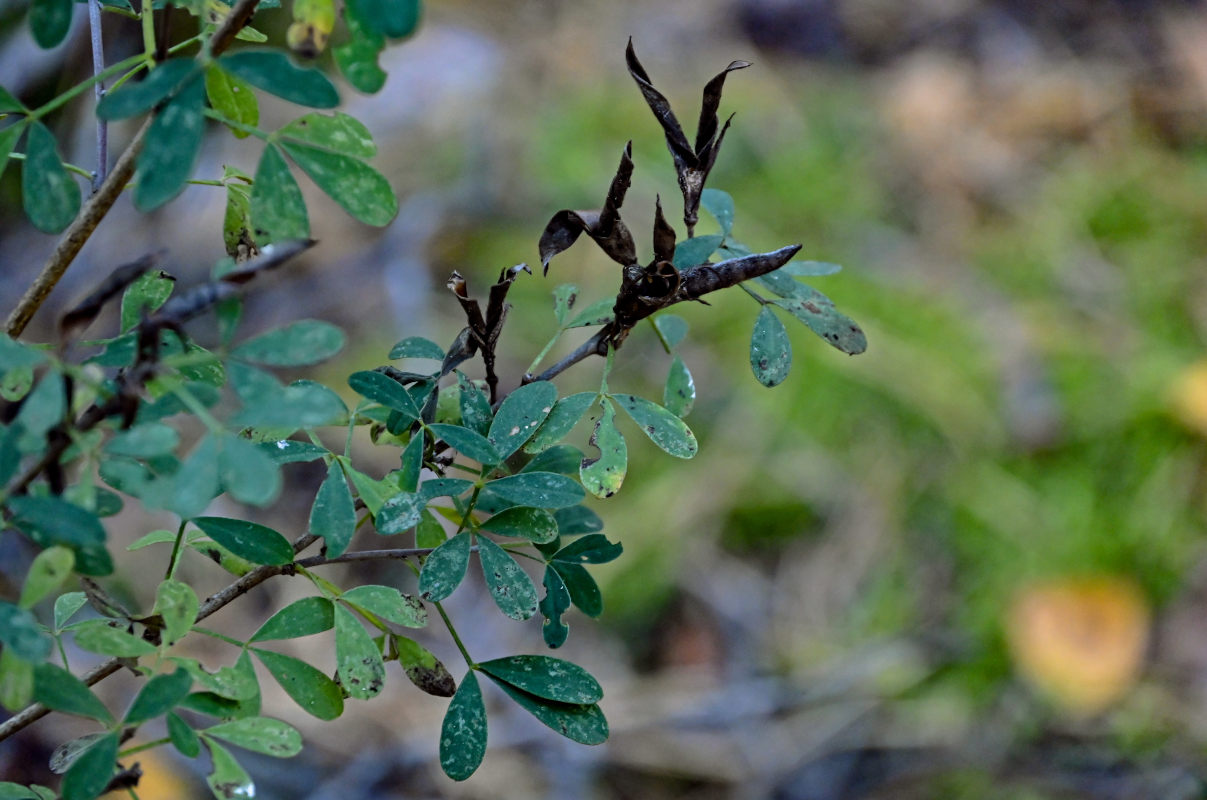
top-left (88, 0), bottom-right (106, 192)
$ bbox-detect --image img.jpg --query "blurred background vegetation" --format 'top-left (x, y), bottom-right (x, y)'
top-left (7, 0), bottom-right (1207, 797)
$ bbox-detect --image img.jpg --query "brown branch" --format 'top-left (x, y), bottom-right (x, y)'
top-left (4, 0), bottom-right (262, 339)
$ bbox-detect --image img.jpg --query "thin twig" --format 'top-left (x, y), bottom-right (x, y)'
top-left (88, 0), bottom-right (107, 192)
top-left (530, 330), bottom-right (608, 384)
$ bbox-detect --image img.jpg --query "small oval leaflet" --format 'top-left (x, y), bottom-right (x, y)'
top-left (394, 634), bottom-right (456, 697)
top-left (250, 144), bottom-right (309, 243)
top-left (333, 604), bottom-right (386, 700)
top-left (250, 596), bottom-right (334, 642)
top-left (231, 319), bottom-right (345, 366)
top-left (488, 678), bottom-right (608, 746)
top-left (554, 562), bottom-right (603, 618)
top-left (60, 732), bottom-right (119, 800)
top-left (204, 739), bottom-right (255, 800)
top-left (389, 336), bottom-right (445, 360)
top-left (524, 392), bottom-right (596, 454)
top-left (580, 399), bottom-right (627, 500)
top-left (21, 122), bottom-right (80, 234)
top-left (124, 668), bottom-right (192, 725)
top-left (480, 506), bottom-right (558, 544)
top-left (609, 394), bottom-right (698, 459)
top-left (309, 460), bottom-right (355, 557)
top-left (253, 648), bottom-right (344, 720)
top-left (418, 530), bottom-right (472, 602)
top-left (203, 716), bottom-right (303, 758)
top-left (428, 423), bottom-right (500, 466)
top-left (440, 672), bottom-right (487, 782)
top-left (33, 663), bottom-right (112, 724)
top-left (487, 472), bottom-right (585, 509)
top-left (750, 305), bottom-right (791, 387)
top-left (219, 49), bottom-right (340, 108)
top-left (341, 584), bottom-right (426, 628)
top-left (193, 516), bottom-right (295, 567)
top-left (477, 537), bottom-right (539, 621)
top-left (488, 380), bottom-right (557, 460)
top-left (478, 655), bottom-right (603, 705)
top-left (663, 355), bottom-right (695, 418)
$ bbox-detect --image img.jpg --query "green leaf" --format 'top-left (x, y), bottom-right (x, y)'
top-left (278, 112), bottom-right (376, 159)
top-left (204, 739), bottom-right (255, 800)
top-left (346, 0), bottom-right (420, 38)
top-left (610, 394), bottom-right (698, 459)
top-left (673, 234), bottom-right (723, 269)
top-left (420, 478), bottom-right (474, 501)
top-left (749, 305), bottom-right (791, 387)
top-left (73, 620), bottom-right (157, 658)
top-left (781, 260), bottom-right (842, 277)
top-left (167, 711), bottom-right (201, 757)
top-left (553, 505), bottom-right (603, 536)
top-left (398, 433), bottom-right (422, 491)
top-left (524, 391), bottom-right (595, 455)
top-left (700, 188), bottom-right (734, 236)
top-left (481, 506), bottom-right (558, 544)
top-left (279, 139), bottom-right (397, 227)
top-left (0, 783), bottom-right (41, 800)
top-left (29, 0), bottom-right (73, 48)
top-left (250, 596), bottom-right (333, 642)
top-left (554, 562), bottom-right (602, 617)
top-left (440, 671), bottom-right (487, 782)
top-left (478, 655), bottom-right (602, 704)
top-left (232, 320), bottom-right (345, 366)
top-left (489, 679), bottom-right (608, 745)
top-left (476, 536), bottom-right (539, 620)
top-left (523, 443), bottom-right (585, 476)
top-left (50, 732), bottom-right (106, 775)
top-left (32, 663), bottom-right (113, 723)
top-left (13, 370), bottom-right (63, 451)
top-left (154, 579), bottom-right (198, 646)
top-left (0, 85), bottom-right (28, 113)
top-left (392, 635), bottom-right (455, 696)
top-left (375, 490), bottom-right (425, 534)
top-left (580, 398), bottom-right (627, 500)
top-left (60, 732), bottom-right (118, 800)
top-left (18, 545), bottom-right (73, 608)
top-left (565, 297), bottom-right (614, 328)
top-left (415, 509), bottom-right (446, 549)
top-left (0, 650), bottom-right (34, 711)
top-left (654, 314), bottom-right (688, 349)
top-left (488, 472), bottom-right (584, 509)
top-left (663, 355), bottom-right (695, 417)
top-left (0, 124), bottom-right (19, 186)
top-left (258, 440), bottom-right (327, 464)
top-left (105, 424), bottom-right (179, 460)
top-left (418, 530), bottom-right (471, 602)
top-left (144, 433), bottom-right (220, 520)
top-left (540, 567), bottom-right (570, 648)
top-left (203, 716), bottom-right (302, 758)
top-left (6, 495), bottom-right (112, 576)
top-left (205, 65), bottom-right (258, 139)
top-left (0, 334), bottom-right (45, 373)
top-left (543, 283), bottom-right (575, 328)
top-left (250, 144), bottom-right (309, 243)
top-left (219, 50), bottom-right (339, 108)
top-left (222, 178), bottom-right (255, 260)
top-left (348, 370), bottom-right (420, 417)
top-left (193, 516), bottom-right (294, 566)
top-left (428, 423), bottom-right (500, 465)
top-left (53, 592), bottom-right (87, 629)
top-left (135, 75), bottom-right (206, 211)
top-left (457, 374), bottom-right (492, 436)
top-left (218, 434), bottom-right (282, 506)
top-left (342, 462), bottom-right (393, 515)
top-left (341, 585), bottom-right (426, 628)
top-left (229, 364), bottom-right (345, 430)
top-left (124, 667), bottom-right (192, 724)
top-left (333, 7), bottom-right (386, 94)
top-left (96, 59), bottom-right (197, 119)
top-left (253, 648), bottom-right (344, 720)
top-left (389, 336), bottom-right (444, 360)
top-left (172, 652), bottom-right (260, 702)
top-left (309, 460), bottom-right (355, 557)
top-left (0, 602), bottom-right (50, 660)
top-left (772, 290), bottom-right (868, 355)
top-left (489, 381), bottom-right (556, 459)
top-left (21, 121), bottom-right (79, 234)
top-left (333, 604), bottom-right (386, 700)
top-left (553, 533), bottom-right (622, 565)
